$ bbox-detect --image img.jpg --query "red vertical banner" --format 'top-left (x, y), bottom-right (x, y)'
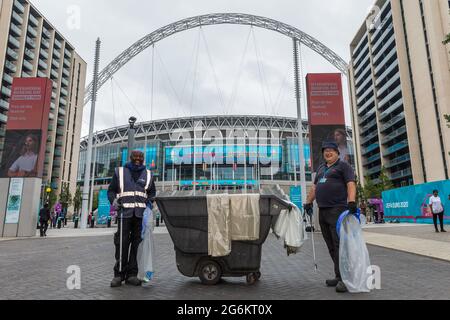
top-left (0, 78), bottom-right (52, 178)
top-left (306, 73), bottom-right (349, 171)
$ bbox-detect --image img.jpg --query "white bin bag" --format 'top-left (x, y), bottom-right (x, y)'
top-left (138, 207), bottom-right (155, 283)
top-left (338, 210), bottom-right (371, 293)
top-left (274, 204), bottom-right (308, 255)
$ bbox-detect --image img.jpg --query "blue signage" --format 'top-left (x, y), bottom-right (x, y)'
top-left (180, 180), bottom-right (258, 187)
top-left (382, 180), bottom-right (450, 224)
top-left (97, 190), bottom-right (111, 225)
top-left (290, 186), bottom-right (302, 209)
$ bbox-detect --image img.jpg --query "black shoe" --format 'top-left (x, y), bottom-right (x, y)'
top-left (125, 276), bottom-right (142, 286)
top-left (110, 277), bottom-right (123, 288)
top-left (441, 229), bottom-right (447, 233)
top-left (336, 281), bottom-right (348, 293)
top-left (326, 278), bottom-right (340, 287)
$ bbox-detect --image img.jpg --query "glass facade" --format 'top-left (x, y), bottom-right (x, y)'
top-left (78, 138), bottom-right (315, 187)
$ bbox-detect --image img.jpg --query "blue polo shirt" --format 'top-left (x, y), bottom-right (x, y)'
top-left (314, 159), bottom-right (356, 208)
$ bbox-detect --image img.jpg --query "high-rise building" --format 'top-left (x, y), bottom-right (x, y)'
top-left (0, 0), bottom-right (87, 206)
top-left (349, 0), bottom-right (450, 187)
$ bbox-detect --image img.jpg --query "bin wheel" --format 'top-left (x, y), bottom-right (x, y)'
top-left (198, 260), bottom-right (222, 286)
top-left (256, 272), bottom-right (262, 280)
top-left (246, 273), bottom-right (258, 285)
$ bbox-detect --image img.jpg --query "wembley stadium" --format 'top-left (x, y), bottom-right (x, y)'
top-left (78, 115), bottom-right (353, 193)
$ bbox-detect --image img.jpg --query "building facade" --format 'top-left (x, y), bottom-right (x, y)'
top-left (348, 0), bottom-right (450, 187)
top-left (0, 0), bottom-right (87, 202)
top-left (78, 115), bottom-right (353, 194)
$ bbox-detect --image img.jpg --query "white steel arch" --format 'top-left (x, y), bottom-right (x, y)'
top-left (84, 13), bottom-right (349, 106)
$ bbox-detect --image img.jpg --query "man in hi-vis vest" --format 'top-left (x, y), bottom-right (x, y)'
top-left (108, 150), bottom-right (156, 287)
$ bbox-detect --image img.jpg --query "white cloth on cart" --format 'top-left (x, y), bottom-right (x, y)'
top-left (229, 194), bottom-right (260, 241)
top-left (207, 194), bottom-right (231, 257)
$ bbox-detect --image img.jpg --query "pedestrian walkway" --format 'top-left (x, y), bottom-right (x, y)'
top-left (0, 224), bottom-right (168, 242)
top-left (362, 224), bottom-right (450, 262)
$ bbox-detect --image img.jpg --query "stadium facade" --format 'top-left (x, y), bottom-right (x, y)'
top-left (78, 115), bottom-right (353, 193)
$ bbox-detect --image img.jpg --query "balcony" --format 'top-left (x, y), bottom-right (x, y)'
top-left (358, 96), bottom-right (375, 116)
top-left (385, 154), bottom-right (411, 169)
top-left (0, 99), bottom-right (9, 110)
top-left (60, 87), bottom-right (68, 97)
top-left (381, 126), bottom-right (407, 145)
top-left (360, 119), bottom-right (377, 134)
top-left (360, 130), bottom-right (379, 145)
top-left (353, 47), bottom-right (370, 72)
top-left (372, 26), bottom-right (395, 56)
top-left (22, 59), bottom-right (33, 71)
top-left (37, 70), bottom-right (47, 78)
top-left (27, 25), bottom-right (38, 38)
top-left (52, 59), bottom-right (60, 69)
top-left (40, 49), bottom-right (49, 60)
top-left (384, 140), bottom-right (408, 157)
top-left (356, 75), bottom-right (372, 97)
top-left (22, 71), bottom-right (32, 78)
top-left (38, 59), bottom-right (48, 70)
top-left (380, 99), bottom-right (404, 121)
top-left (374, 46), bottom-right (397, 75)
top-left (61, 78), bottom-right (69, 87)
top-left (5, 60), bottom-right (17, 73)
top-left (59, 97), bottom-right (67, 106)
top-left (64, 49), bottom-right (72, 59)
top-left (354, 58), bottom-right (371, 80)
top-left (3, 73), bottom-right (14, 85)
top-left (361, 143), bottom-right (380, 155)
top-left (12, 11), bottom-right (23, 25)
top-left (377, 72), bottom-right (400, 98)
top-left (373, 33), bottom-right (396, 63)
top-left (53, 49), bottom-right (61, 59)
top-left (51, 91), bottom-right (57, 99)
top-left (6, 47), bottom-right (19, 60)
top-left (371, 9), bottom-right (393, 42)
top-left (359, 108), bottom-right (376, 125)
top-left (54, 38), bottom-right (62, 48)
top-left (366, 165), bottom-right (382, 176)
top-left (41, 38), bottom-right (50, 49)
top-left (363, 153), bottom-right (381, 166)
top-left (57, 118), bottom-right (65, 126)
top-left (24, 47), bottom-right (35, 60)
top-left (10, 22), bottom-right (22, 37)
top-left (390, 168), bottom-right (412, 180)
top-left (49, 112), bottom-right (55, 120)
top-left (42, 27), bottom-right (51, 39)
top-left (0, 113), bottom-right (7, 123)
top-left (357, 85), bottom-right (374, 105)
top-left (14, 0), bottom-right (25, 13)
top-left (381, 112), bottom-right (405, 132)
top-left (50, 102), bottom-right (56, 110)
top-left (58, 107), bottom-right (66, 116)
top-left (28, 14), bottom-right (39, 27)
top-left (56, 128), bottom-right (64, 136)
top-left (26, 37), bottom-right (36, 49)
top-left (62, 68), bottom-right (70, 77)
top-left (378, 86), bottom-right (402, 110)
top-left (375, 58), bottom-right (399, 81)
top-left (63, 58), bottom-right (71, 67)
top-left (1, 86), bottom-right (12, 97)
top-left (51, 69), bottom-right (59, 79)
top-left (8, 35), bottom-right (20, 48)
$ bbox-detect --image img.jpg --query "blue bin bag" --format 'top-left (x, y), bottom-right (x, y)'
top-left (337, 209), bottom-right (361, 240)
top-left (137, 207), bottom-right (155, 284)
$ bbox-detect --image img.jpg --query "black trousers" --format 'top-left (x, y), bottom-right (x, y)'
top-left (114, 215), bottom-right (143, 279)
top-left (433, 212), bottom-right (445, 231)
top-left (39, 221), bottom-right (48, 237)
top-left (319, 206), bottom-right (347, 280)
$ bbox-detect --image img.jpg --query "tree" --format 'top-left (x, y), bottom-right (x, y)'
top-left (377, 166), bottom-right (394, 196)
top-left (59, 182), bottom-right (72, 216)
top-left (356, 176), bottom-right (366, 205)
top-left (47, 191), bottom-right (58, 210)
top-left (73, 186), bottom-right (82, 217)
top-left (443, 33), bottom-right (450, 45)
top-left (92, 191), bottom-right (99, 212)
top-left (363, 175), bottom-right (379, 199)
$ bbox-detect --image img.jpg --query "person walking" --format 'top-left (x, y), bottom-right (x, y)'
top-left (303, 141), bottom-right (357, 293)
top-left (108, 150), bottom-right (156, 288)
top-left (429, 190), bottom-right (446, 233)
top-left (39, 203), bottom-right (51, 237)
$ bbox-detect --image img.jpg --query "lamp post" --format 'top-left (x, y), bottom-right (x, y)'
top-left (128, 116), bottom-right (137, 153)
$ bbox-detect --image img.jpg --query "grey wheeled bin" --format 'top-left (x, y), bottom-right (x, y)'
top-left (155, 189), bottom-right (292, 285)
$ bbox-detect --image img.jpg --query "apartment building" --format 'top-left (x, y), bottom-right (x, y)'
top-left (349, 0), bottom-right (450, 187)
top-left (0, 0), bottom-right (87, 206)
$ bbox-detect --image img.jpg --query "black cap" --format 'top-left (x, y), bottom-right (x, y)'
top-left (322, 141), bottom-right (340, 154)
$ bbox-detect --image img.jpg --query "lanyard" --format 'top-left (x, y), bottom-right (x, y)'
top-left (321, 161), bottom-right (338, 180)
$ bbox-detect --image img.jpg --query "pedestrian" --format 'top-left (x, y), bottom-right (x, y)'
top-left (108, 150), bottom-right (156, 288)
top-left (429, 190), bottom-right (446, 233)
top-left (303, 141), bottom-right (357, 293)
top-left (39, 203), bottom-right (51, 237)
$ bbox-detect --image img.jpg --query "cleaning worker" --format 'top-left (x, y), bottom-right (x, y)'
top-left (303, 141), bottom-right (357, 293)
top-left (108, 150), bottom-right (156, 288)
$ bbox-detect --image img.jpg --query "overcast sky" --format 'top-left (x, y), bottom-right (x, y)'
top-left (30, 0), bottom-right (374, 137)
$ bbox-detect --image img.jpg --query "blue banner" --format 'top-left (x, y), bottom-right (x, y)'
top-left (97, 190), bottom-right (111, 225)
top-left (180, 180), bottom-right (257, 187)
top-left (290, 186), bottom-right (302, 209)
top-left (382, 180), bottom-right (450, 224)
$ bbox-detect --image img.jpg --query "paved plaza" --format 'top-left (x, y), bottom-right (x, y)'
top-left (1, 224), bottom-right (449, 300)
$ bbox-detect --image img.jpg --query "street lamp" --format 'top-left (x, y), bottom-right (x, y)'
top-left (128, 116), bottom-right (137, 153)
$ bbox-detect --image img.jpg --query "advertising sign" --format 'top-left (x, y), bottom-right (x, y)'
top-left (290, 186), bottom-right (303, 209)
top-left (5, 178), bottom-right (24, 224)
top-left (0, 78), bottom-right (52, 178)
top-left (97, 190), bottom-right (111, 225)
top-left (306, 74), bottom-right (351, 171)
top-left (382, 180), bottom-right (450, 224)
